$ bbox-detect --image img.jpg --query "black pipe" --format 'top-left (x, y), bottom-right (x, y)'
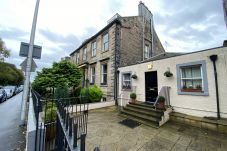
top-left (209, 55), bottom-right (220, 119)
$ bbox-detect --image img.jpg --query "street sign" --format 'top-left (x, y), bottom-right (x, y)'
top-left (20, 58), bottom-right (37, 72)
top-left (19, 42), bottom-right (42, 59)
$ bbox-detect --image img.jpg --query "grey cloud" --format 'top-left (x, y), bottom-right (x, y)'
top-left (154, 0), bottom-right (226, 51)
top-left (0, 26), bottom-right (29, 41)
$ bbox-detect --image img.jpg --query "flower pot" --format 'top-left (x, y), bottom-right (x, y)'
top-left (130, 99), bottom-right (136, 104)
top-left (157, 101), bottom-right (165, 109)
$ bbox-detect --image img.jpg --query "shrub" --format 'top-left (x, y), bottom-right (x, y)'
top-left (44, 107), bottom-right (57, 123)
top-left (80, 85), bottom-right (103, 103)
top-left (43, 101), bottom-right (57, 123)
top-left (158, 96), bottom-right (165, 102)
top-left (130, 93), bottom-right (137, 100)
top-left (54, 87), bottom-right (69, 99)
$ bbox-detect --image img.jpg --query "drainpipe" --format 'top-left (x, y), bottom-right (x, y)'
top-left (209, 55), bottom-right (220, 119)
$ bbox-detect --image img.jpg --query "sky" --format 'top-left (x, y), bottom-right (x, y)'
top-left (0, 0), bottom-right (227, 78)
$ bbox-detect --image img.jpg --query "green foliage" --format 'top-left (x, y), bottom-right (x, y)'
top-left (44, 101), bottom-right (57, 123)
top-left (158, 96), bottom-right (165, 102)
top-left (0, 62), bottom-right (24, 86)
top-left (32, 60), bottom-right (82, 95)
top-left (0, 38), bottom-right (10, 61)
top-left (130, 92), bottom-right (137, 100)
top-left (54, 87), bottom-right (69, 99)
top-left (80, 85), bottom-right (103, 103)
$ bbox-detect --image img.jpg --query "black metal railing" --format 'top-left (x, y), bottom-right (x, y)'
top-left (31, 90), bottom-right (89, 151)
top-left (55, 97), bottom-right (89, 151)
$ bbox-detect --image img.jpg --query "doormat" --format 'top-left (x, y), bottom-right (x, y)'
top-left (119, 118), bottom-right (141, 128)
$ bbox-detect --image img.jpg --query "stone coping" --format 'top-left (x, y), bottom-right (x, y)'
top-left (170, 112), bottom-right (227, 134)
top-left (170, 112), bottom-right (227, 126)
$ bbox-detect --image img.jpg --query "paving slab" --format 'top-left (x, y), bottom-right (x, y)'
top-left (86, 106), bottom-right (227, 151)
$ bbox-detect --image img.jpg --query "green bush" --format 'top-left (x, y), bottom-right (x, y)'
top-left (158, 96), bottom-right (165, 102)
top-left (80, 85), bottom-right (103, 103)
top-left (44, 107), bottom-right (57, 123)
top-left (43, 101), bottom-right (57, 123)
top-left (130, 93), bottom-right (137, 100)
top-left (54, 87), bottom-right (69, 99)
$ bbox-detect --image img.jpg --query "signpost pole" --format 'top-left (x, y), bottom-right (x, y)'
top-left (20, 0), bottom-right (40, 125)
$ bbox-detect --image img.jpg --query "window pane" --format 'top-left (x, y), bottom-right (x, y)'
top-left (124, 73), bottom-right (131, 80)
top-left (192, 66), bottom-right (201, 78)
top-left (103, 33), bottom-right (109, 51)
top-left (182, 68), bottom-right (191, 78)
top-left (103, 33), bottom-right (108, 43)
top-left (122, 73), bottom-right (131, 89)
top-left (192, 79), bottom-right (202, 89)
top-left (103, 64), bottom-right (107, 73)
top-left (182, 79), bottom-right (193, 88)
top-left (103, 74), bottom-right (107, 83)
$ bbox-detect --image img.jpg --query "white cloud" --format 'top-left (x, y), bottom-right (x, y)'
top-left (1, 0), bottom-right (227, 73)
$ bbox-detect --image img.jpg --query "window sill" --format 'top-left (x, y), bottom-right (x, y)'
top-left (178, 90), bottom-right (209, 96)
top-left (100, 83), bottom-right (108, 87)
top-left (181, 89), bottom-right (203, 92)
top-left (121, 88), bottom-right (132, 91)
top-left (101, 50), bottom-right (109, 53)
top-left (90, 83), bottom-right (95, 85)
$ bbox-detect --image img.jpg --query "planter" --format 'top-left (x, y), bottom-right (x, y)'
top-left (130, 99), bottom-right (136, 104)
top-left (46, 124), bottom-right (56, 141)
top-left (164, 71), bottom-right (173, 77)
top-left (181, 89), bottom-right (203, 92)
top-left (157, 101), bottom-right (165, 109)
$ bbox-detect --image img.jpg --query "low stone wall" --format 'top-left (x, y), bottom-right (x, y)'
top-left (170, 112), bottom-right (227, 134)
top-left (72, 101), bottom-right (115, 112)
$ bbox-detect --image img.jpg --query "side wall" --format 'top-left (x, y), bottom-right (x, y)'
top-left (118, 47), bottom-right (227, 118)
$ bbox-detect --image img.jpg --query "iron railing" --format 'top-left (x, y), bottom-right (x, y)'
top-left (31, 90), bottom-right (89, 151)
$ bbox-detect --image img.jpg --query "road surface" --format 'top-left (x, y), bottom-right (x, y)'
top-left (0, 92), bottom-right (26, 151)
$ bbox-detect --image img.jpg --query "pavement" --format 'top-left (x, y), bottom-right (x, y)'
top-left (0, 92), bottom-right (26, 151)
top-left (86, 106), bottom-right (227, 151)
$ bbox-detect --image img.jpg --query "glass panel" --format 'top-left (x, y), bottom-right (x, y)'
top-left (192, 79), bottom-right (202, 89)
top-left (182, 68), bottom-right (192, 78)
top-left (124, 73), bottom-right (131, 81)
top-left (103, 33), bottom-right (108, 43)
top-left (103, 64), bottom-right (107, 74)
top-left (103, 74), bottom-right (107, 83)
top-left (182, 79), bottom-right (193, 89)
top-left (192, 66), bottom-right (201, 78)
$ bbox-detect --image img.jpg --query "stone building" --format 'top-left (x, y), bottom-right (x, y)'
top-left (70, 2), bottom-right (165, 103)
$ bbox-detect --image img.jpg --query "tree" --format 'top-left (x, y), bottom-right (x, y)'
top-left (0, 38), bottom-right (10, 62)
top-left (0, 62), bottom-right (24, 86)
top-left (32, 60), bottom-right (82, 95)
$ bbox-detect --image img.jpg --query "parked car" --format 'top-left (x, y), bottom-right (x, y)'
top-left (17, 85), bottom-right (24, 93)
top-left (3, 86), bottom-right (14, 98)
top-left (0, 89), bottom-right (7, 103)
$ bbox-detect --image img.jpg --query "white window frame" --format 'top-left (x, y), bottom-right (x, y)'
top-left (122, 72), bottom-right (132, 90)
top-left (83, 48), bottom-right (87, 61)
top-left (91, 41), bottom-right (96, 57)
top-left (101, 64), bottom-right (107, 85)
top-left (90, 66), bottom-right (95, 84)
top-left (102, 33), bottom-right (109, 52)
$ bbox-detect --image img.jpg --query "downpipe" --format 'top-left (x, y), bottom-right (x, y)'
top-left (209, 55), bottom-right (220, 119)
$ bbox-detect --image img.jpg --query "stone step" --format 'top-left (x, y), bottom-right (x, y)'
top-left (121, 109), bottom-right (160, 126)
top-left (119, 113), bottom-right (159, 128)
top-left (127, 103), bottom-right (164, 115)
top-left (123, 106), bottom-right (162, 119)
top-left (129, 102), bottom-right (166, 111)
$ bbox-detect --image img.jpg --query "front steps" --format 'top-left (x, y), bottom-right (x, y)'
top-left (120, 102), bottom-right (172, 128)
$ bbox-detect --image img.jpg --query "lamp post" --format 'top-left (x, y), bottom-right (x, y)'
top-left (20, 0), bottom-right (40, 125)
